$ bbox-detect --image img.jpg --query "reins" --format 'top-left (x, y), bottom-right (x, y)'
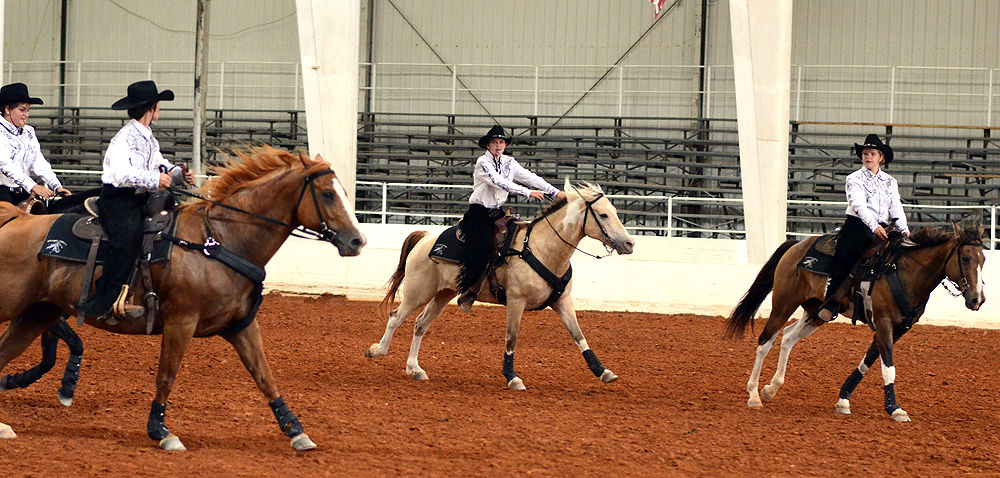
top-left (538, 192), bottom-right (615, 260)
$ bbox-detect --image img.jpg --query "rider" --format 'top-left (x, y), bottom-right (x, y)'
top-left (817, 133), bottom-right (910, 322)
top-left (0, 82), bottom-right (71, 206)
top-left (78, 80), bottom-right (194, 320)
top-left (455, 125), bottom-right (566, 313)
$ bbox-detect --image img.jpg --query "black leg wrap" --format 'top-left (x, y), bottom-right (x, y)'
top-left (582, 349), bottom-right (605, 377)
top-left (59, 353), bottom-right (82, 399)
top-left (502, 352), bottom-right (518, 382)
top-left (147, 401), bottom-right (169, 441)
top-left (269, 396), bottom-right (304, 438)
top-left (839, 368), bottom-right (865, 400)
top-left (883, 383), bottom-right (900, 415)
top-left (0, 334), bottom-right (58, 390)
top-left (54, 318), bottom-right (84, 356)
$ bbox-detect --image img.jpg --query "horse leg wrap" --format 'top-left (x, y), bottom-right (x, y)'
top-left (883, 384), bottom-right (900, 415)
top-left (59, 353), bottom-right (82, 399)
top-left (147, 401), bottom-right (170, 441)
top-left (582, 349), bottom-right (605, 377)
top-left (838, 369), bottom-right (865, 400)
top-left (0, 334), bottom-right (58, 390)
top-left (502, 352), bottom-right (518, 382)
top-left (269, 396), bottom-right (304, 438)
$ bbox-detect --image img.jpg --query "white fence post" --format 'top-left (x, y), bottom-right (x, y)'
top-left (451, 64), bottom-right (457, 115)
top-left (992, 205), bottom-right (997, 250)
top-left (381, 182), bottom-right (388, 224)
top-left (666, 196), bottom-right (674, 238)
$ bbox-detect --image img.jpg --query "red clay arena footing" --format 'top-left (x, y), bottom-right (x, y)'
top-left (1, 292), bottom-right (998, 476)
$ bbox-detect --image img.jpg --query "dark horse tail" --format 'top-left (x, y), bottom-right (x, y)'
top-left (726, 239), bottom-right (799, 338)
top-left (379, 230), bottom-right (429, 311)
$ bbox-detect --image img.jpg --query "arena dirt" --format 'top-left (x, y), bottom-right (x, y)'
top-left (1, 293), bottom-right (998, 476)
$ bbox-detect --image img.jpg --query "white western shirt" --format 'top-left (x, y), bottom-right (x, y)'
top-left (0, 116), bottom-right (62, 191)
top-left (470, 152), bottom-right (558, 209)
top-left (844, 167), bottom-right (909, 234)
top-left (101, 119), bottom-right (177, 190)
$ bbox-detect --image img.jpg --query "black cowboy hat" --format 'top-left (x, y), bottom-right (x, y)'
top-left (478, 125), bottom-right (511, 149)
top-left (0, 83), bottom-right (43, 107)
top-left (854, 133), bottom-right (894, 165)
top-left (111, 80), bottom-right (174, 110)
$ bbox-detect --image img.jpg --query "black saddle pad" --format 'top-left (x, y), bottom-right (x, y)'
top-left (797, 235), bottom-right (836, 276)
top-left (38, 213), bottom-right (173, 264)
top-left (428, 225), bottom-right (467, 263)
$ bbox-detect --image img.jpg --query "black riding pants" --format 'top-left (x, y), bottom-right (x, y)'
top-left (83, 185), bottom-right (147, 315)
top-left (826, 215), bottom-right (876, 300)
top-left (0, 186), bottom-right (30, 205)
top-left (456, 203), bottom-right (503, 293)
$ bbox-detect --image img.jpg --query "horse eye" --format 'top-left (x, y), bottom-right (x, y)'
top-left (322, 191), bottom-right (335, 200)
top-left (961, 256), bottom-right (970, 263)
top-left (599, 213), bottom-right (609, 219)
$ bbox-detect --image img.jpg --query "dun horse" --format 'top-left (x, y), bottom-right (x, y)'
top-left (366, 181), bottom-right (634, 389)
top-left (727, 224), bottom-right (985, 421)
top-left (0, 146), bottom-right (366, 451)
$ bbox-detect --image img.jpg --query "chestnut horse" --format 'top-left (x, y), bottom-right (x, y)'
top-left (0, 146), bottom-right (366, 451)
top-left (727, 224), bottom-right (985, 421)
top-left (366, 181), bottom-right (634, 389)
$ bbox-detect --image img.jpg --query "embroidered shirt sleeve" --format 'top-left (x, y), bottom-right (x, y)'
top-left (151, 137), bottom-right (176, 173)
top-left (0, 132), bottom-right (36, 190)
top-left (27, 129), bottom-right (62, 190)
top-left (477, 155), bottom-right (530, 197)
top-left (887, 177), bottom-right (909, 234)
top-left (845, 173), bottom-right (880, 231)
top-left (510, 158), bottom-right (559, 195)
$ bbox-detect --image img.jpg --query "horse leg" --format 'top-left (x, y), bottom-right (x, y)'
top-left (502, 299), bottom-right (528, 390)
top-left (147, 317), bottom-right (198, 451)
top-left (549, 295), bottom-right (617, 383)
top-left (835, 324), bottom-right (909, 415)
top-left (0, 328), bottom-right (58, 393)
top-left (746, 302), bottom-right (798, 408)
top-left (366, 289), bottom-right (434, 359)
top-left (224, 321), bottom-right (316, 451)
top-left (52, 317), bottom-right (84, 407)
top-left (761, 311), bottom-right (822, 402)
top-left (0, 313), bottom-right (61, 439)
top-left (404, 291), bottom-right (452, 381)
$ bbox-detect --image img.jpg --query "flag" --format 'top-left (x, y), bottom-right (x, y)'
top-left (650, 0), bottom-right (667, 17)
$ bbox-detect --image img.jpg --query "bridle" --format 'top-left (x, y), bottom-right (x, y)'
top-left (169, 168), bottom-right (341, 244)
top-left (539, 191), bottom-right (616, 260)
top-left (939, 237), bottom-right (984, 297)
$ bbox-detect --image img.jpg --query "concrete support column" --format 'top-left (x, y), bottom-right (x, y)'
top-left (296, 0), bottom-right (361, 203)
top-left (729, 0), bottom-right (792, 263)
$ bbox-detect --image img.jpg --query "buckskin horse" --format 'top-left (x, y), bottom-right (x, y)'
top-left (366, 181), bottom-right (634, 390)
top-left (726, 223), bottom-right (985, 421)
top-left (0, 146), bottom-right (366, 451)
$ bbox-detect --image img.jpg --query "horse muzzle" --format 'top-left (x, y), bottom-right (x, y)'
top-left (331, 230), bottom-right (366, 257)
top-left (965, 292), bottom-right (985, 311)
top-left (611, 237), bottom-right (635, 255)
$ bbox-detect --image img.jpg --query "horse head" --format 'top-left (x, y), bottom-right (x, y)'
top-left (945, 222), bottom-right (986, 310)
top-left (564, 178), bottom-right (634, 255)
top-left (295, 152), bottom-right (367, 257)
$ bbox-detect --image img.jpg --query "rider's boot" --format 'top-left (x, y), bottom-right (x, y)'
top-left (112, 285), bottom-right (145, 321)
top-left (817, 297), bottom-right (842, 322)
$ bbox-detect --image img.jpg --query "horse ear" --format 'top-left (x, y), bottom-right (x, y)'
top-left (563, 177), bottom-right (574, 195)
top-left (953, 221), bottom-right (964, 236)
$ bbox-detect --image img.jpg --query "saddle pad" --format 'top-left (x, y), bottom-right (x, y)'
top-left (38, 213), bottom-right (173, 264)
top-left (797, 237), bottom-right (836, 276)
top-left (428, 225), bottom-right (467, 263)
top-left (813, 231), bottom-right (839, 256)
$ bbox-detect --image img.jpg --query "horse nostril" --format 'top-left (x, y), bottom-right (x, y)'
top-left (351, 237), bottom-right (364, 248)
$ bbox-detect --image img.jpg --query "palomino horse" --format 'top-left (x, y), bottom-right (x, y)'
top-left (0, 146), bottom-right (366, 450)
top-left (727, 223), bottom-right (985, 421)
top-left (366, 180), bottom-right (634, 389)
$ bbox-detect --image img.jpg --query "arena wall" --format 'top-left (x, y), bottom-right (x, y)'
top-left (265, 223), bottom-right (1000, 329)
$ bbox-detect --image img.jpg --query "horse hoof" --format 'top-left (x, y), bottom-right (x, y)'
top-left (891, 409), bottom-right (911, 422)
top-left (747, 397), bottom-right (763, 409)
top-left (0, 423), bottom-right (15, 439)
top-left (408, 369), bottom-right (428, 381)
top-left (364, 344), bottom-right (384, 358)
top-left (58, 393), bottom-right (73, 407)
top-left (761, 385), bottom-right (778, 402)
top-left (290, 433), bottom-right (317, 451)
top-left (159, 433), bottom-right (187, 451)
top-left (508, 377), bottom-right (526, 390)
top-left (835, 398), bottom-right (851, 415)
top-left (600, 369), bottom-right (618, 383)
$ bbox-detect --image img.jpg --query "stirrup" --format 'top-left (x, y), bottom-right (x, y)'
top-left (112, 285), bottom-right (145, 321)
top-left (817, 300), bottom-right (840, 322)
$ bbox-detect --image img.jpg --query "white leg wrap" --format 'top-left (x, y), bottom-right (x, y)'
top-left (881, 363), bottom-right (895, 386)
top-left (857, 359), bottom-right (869, 375)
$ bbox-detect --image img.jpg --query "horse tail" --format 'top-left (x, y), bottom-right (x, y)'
top-left (379, 230), bottom-right (429, 311)
top-left (0, 202), bottom-right (26, 228)
top-left (726, 239), bottom-right (799, 338)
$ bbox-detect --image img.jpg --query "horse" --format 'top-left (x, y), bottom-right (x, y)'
top-left (0, 146), bottom-right (367, 451)
top-left (726, 223), bottom-right (985, 421)
top-left (365, 180), bottom-right (635, 390)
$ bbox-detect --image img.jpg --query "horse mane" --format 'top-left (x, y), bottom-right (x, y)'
top-left (908, 223), bottom-right (982, 246)
top-left (180, 145), bottom-right (318, 213)
top-left (528, 182), bottom-right (604, 225)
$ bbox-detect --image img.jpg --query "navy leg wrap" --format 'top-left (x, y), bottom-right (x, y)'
top-left (0, 333), bottom-right (58, 390)
top-left (838, 369), bottom-right (865, 400)
top-left (147, 401), bottom-right (169, 441)
top-left (269, 396), bottom-right (304, 437)
top-left (59, 353), bottom-right (82, 400)
top-left (502, 352), bottom-right (518, 382)
top-left (883, 383), bottom-right (900, 415)
top-left (582, 349), bottom-right (605, 377)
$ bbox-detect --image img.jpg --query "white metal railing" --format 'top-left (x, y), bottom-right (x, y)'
top-left (7, 61), bottom-right (999, 125)
top-left (355, 180), bottom-right (999, 249)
